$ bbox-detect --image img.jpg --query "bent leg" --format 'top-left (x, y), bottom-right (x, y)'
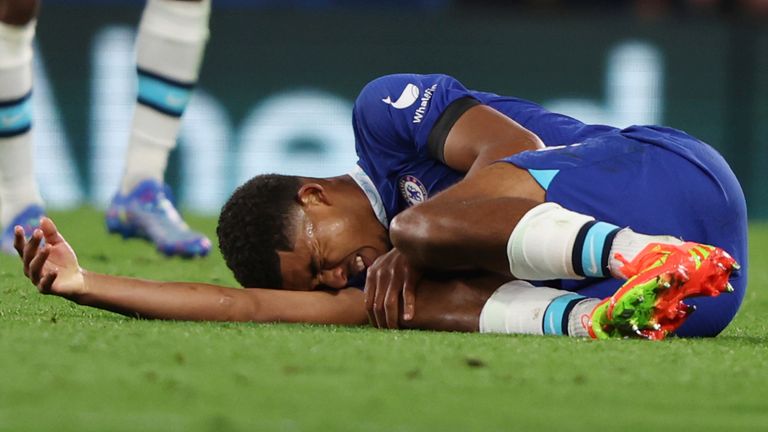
top-left (505, 130), bottom-right (748, 337)
top-left (402, 274), bottom-right (597, 338)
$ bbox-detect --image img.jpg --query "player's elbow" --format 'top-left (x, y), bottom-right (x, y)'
top-left (390, 209), bottom-right (439, 264)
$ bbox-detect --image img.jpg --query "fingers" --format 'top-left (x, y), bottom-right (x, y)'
top-left (372, 269), bottom-right (387, 328)
top-left (383, 269), bottom-right (402, 329)
top-left (40, 217), bottom-right (65, 245)
top-left (364, 271), bottom-right (376, 326)
top-left (38, 270), bottom-right (58, 294)
top-left (13, 225), bottom-right (26, 258)
top-left (364, 249), bottom-right (420, 329)
top-left (364, 263), bottom-right (389, 329)
top-left (402, 272), bottom-right (417, 321)
top-left (20, 229), bottom-right (54, 294)
top-left (22, 229), bottom-right (44, 277)
top-left (28, 244), bottom-right (50, 286)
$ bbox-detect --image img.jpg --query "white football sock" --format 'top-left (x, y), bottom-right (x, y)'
top-left (479, 280), bottom-right (599, 337)
top-left (506, 202), bottom-right (684, 281)
top-left (567, 297), bottom-right (601, 337)
top-left (507, 202), bottom-right (613, 280)
top-left (120, 0), bottom-right (210, 194)
top-left (0, 20), bottom-right (42, 227)
top-left (607, 228), bottom-right (683, 278)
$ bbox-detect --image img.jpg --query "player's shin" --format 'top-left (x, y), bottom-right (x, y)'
top-left (506, 202), bottom-right (683, 281)
top-left (121, 0), bottom-right (210, 193)
top-left (0, 19), bottom-right (43, 230)
top-left (479, 280), bottom-right (599, 337)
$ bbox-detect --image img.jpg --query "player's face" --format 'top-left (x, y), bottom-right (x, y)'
top-left (279, 209), bottom-right (389, 291)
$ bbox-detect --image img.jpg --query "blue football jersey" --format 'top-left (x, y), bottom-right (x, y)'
top-left (349, 73), bottom-right (748, 337)
top-left (351, 73), bottom-right (617, 223)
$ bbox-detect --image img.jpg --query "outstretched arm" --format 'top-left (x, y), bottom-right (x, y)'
top-left (15, 218), bottom-right (367, 325)
top-left (75, 273), bottom-right (366, 325)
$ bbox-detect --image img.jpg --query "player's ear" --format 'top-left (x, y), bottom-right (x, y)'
top-left (297, 183), bottom-right (331, 207)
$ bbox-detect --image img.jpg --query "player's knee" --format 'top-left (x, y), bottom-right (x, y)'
top-left (0, 0), bottom-right (40, 25)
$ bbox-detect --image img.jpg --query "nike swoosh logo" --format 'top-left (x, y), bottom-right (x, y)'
top-left (165, 94), bottom-right (187, 107)
top-left (382, 83), bottom-right (420, 109)
top-left (1, 112), bottom-right (26, 127)
top-left (588, 234), bottom-right (598, 275)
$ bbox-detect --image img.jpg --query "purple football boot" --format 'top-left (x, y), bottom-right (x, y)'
top-left (1, 204), bottom-right (45, 255)
top-left (106, 180), bottom-right (211, 258)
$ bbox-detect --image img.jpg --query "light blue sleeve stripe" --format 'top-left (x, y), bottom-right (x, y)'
top-left (137, 75), bottom-right (192, 116)
top-left (581, 221), bottom-right (620, 278)
top-left (527, 169), bottom-right (560, 190)
top-left (543, 293), bottom-right (584, 335)
top-left (0, 98), bottom-right (32, 133)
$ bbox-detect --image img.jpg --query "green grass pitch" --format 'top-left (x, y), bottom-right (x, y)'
top-left (1, 208), bottom-right (767, 432)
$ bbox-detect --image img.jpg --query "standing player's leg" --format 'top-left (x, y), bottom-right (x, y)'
top-left (106, 0), bottom-right (211, 258)
top-left (0, 0), bottom-right (44, 254)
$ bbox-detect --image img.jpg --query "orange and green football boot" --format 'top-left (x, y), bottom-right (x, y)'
top-left (585, 242), bottom-right (739, 340)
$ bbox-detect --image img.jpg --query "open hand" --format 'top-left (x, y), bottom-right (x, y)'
top-left (14, 217), bottom-right (86, 298)
top-left (364, 248), bottom-right (421, 329)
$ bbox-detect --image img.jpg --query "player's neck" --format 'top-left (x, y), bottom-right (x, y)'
top-left (328, 175), bottom-right (384, 229)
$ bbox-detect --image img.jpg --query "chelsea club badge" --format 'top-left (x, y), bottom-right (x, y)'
top-left (399, 175), bottom-right (428, 206)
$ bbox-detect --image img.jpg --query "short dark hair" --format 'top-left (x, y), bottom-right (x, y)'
top-left (217, 174), bottom-right (302, 288)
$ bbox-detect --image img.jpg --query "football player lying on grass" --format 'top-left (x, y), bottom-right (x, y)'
top-left (14, 204), bottom-right (738, 340)
top-left (14, 73), bottom-right (745, 339)
top-left (211, 74), bottom-right (744, 339)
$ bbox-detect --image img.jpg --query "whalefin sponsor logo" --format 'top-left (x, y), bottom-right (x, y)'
top-left (399, 175), bottom-right (428, 206)
top-left (412, 84), bottom-right (437, 124)
top-left (382, 83), bottom-right (420, 109)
